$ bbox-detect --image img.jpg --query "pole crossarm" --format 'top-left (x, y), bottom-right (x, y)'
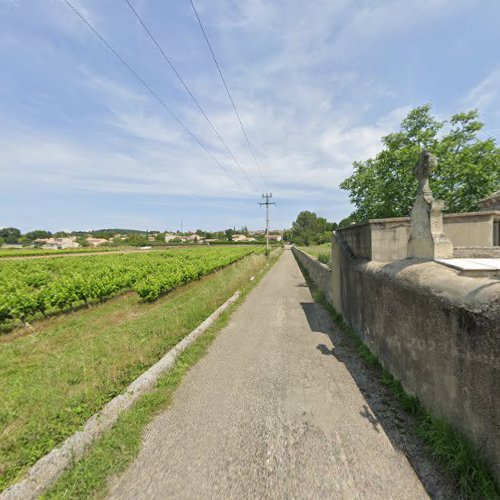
top-left (259, 193), bottom-right (276, 253)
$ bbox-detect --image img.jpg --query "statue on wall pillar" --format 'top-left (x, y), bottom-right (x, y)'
top-left (407, 151), bottom-right (454, 259)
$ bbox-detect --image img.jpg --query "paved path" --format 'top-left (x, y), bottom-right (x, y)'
top-left (109, 248), bottom-right (428, 499)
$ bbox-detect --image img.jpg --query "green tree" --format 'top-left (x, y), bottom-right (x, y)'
top-left (0, 228), bottom-right (21, 244)
top-left (91, 230), bottom-right (115, 239)
top-left (340, 105), bottom-right (500, 221)
top-left (24, 230), bottom-right (52, 241)
top-left (282, 229), bottom-right (293, 242)
top-left (225, 229), bottom-right (234, 241)
top-left (126, 235), bottom-right (149, 247)
top-left (76, 237), bottom-right (90, 247)
top-left (291, 211), bottom-right (334, 245)
top-left (338, 214), bottom-right (357, 228)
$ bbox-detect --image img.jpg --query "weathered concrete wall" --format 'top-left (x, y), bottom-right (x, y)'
top-left (338, 223), bottom-right (373, 260)
top-left (291, 247), bottom-right (334, 305)
top-left (444, 212), bottom-right (498, 247)
top-left (338, 211), bottom-right (500, 262)
top-left (329, 233), bottom-right (500, 482)
top-left (338, 219), bottom-right (411, 261)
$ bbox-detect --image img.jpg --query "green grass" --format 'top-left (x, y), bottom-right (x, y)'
top-left (0, 251), bottom-right (274, 492)
top-left (297, 243), bottom-right (332, 267)
top-left (294, 258), bottom-right (499, 500)
top-left (41, 250), bottom-right (281, 499)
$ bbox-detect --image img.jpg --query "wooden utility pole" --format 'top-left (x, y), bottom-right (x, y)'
top-left (259, 193), bottom-right (276, 253)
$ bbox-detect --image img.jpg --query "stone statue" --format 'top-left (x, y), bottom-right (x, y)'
top-left (407, 151), bottom-right (453, 259)
top-left (414, 150), bottom-right (437, 200)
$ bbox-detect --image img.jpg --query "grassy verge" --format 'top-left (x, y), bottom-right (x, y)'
top-left (42, 249), bottom-right (281, 499)
top-left (296, 260), bottom-right (499, 500)
top-left (297, 243), bottom-right (331, 267)
top-left (0, 251), bottom-right (277, 492)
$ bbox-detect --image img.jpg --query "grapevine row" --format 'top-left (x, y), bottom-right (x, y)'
top-left (0, 247), bottom-right (258, 330)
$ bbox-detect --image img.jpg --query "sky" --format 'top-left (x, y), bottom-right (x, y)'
top-left (1, 0), bottom-right (499, 233)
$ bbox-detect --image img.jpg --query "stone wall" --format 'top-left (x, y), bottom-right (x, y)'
top-left (444, 211), bottom-right (499, 247)
top-left (329, 233), bottom-right (500, 482)
top-left (337, 210), bottom-right (500, 262)
top-left (338, 218), bottom-right (410, 261)
top-left (291, 247), bottom-right (334, 305)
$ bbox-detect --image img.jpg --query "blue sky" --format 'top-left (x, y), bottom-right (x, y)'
top-left (1, 0), bottom-right (499, 233)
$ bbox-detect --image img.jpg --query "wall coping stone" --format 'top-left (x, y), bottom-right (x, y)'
top-left (336, 210), bottom-right (500, 232)
top-left (362, 258), bottom-right (500, 314)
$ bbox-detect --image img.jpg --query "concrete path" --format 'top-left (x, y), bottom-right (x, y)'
top-left (109, 248), bottom-right (428, 499)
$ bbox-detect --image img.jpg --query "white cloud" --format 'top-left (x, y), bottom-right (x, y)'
top-left (463, 68), bottom-right (500, 110)
top-left (0, 127), bottom-right (278, 199)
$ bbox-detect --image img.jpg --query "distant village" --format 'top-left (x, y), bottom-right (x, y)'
top-left (0, 227), bottom-right (283, 250)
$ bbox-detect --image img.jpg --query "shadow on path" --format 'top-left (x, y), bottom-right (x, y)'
top-left (297, 296), bottom-right (457, 499)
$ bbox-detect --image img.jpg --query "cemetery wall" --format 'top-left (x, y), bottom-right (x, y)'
top-left (299, 234), bottom-right (500, 481)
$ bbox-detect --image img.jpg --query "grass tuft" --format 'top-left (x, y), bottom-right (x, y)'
top-left (317, 253), bottom-right (331, 266)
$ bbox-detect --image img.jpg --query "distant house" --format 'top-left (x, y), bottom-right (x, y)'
top-left (267, 234), bottom-right (282, 242)
top-left (35, 237), bottom-right (80, 249)
top-left (86, 237), bottom-right (108, 247)
top-left (232, 234), bottom-right (256, 242)
top-left (164, 233), bottom-right (178, 243)
top-left (147, 232), bottom-right (160, 242)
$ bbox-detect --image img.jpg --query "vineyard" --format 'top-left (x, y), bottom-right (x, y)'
top-left (0, 246), bottom-right (259, 330)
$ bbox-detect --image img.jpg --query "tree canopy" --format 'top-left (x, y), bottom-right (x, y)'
top-left (340, 105), bottom-right (500, 222)
top-left (289, 211), bottom-right (336, 245)
top-left (0, 228), bottom-right (21, 244)
top-left (24, 230), bottom-right (52, 241)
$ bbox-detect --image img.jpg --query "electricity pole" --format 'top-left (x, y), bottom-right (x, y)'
top-left (259, 193), bottom-right (276, 253)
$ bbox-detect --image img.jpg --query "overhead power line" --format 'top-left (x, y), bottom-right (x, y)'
top-left (122, 0), bottom-right (258, 194)
top-left (188, 0), bottom-right (269, 191)
top-left (63, 0), bottom-right (251, 194)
